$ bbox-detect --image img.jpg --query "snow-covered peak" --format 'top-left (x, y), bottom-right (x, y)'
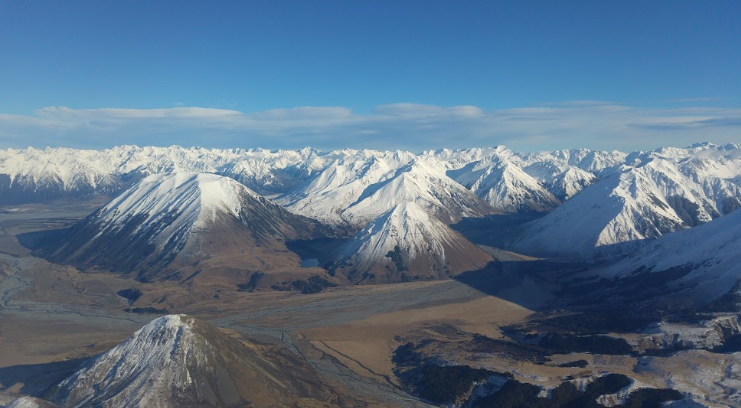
top-left (512, 168), bottom-right (687, 257)
top-left (56, 315), bottom-right (203, 407)
top-left (341, 158), bottom-right (491, 225)
top-left (99, 172), bottom-right (252, 231)
top-left (449, 155), bottom-right (560, 213)
top-left (333, 201), bottom-right (490, 282)
top-left (276, 152), bottom-right (414, 224)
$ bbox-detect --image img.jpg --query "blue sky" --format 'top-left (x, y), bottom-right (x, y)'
top-left (1, 1), bottom-right (740, 152)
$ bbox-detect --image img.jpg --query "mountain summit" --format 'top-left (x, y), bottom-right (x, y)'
top-left (33, 173), bottom-right (330, 281)
top-left (330, 202), bottom-right (492, 283)
top-left (52, 315), bottom-right (339, 408)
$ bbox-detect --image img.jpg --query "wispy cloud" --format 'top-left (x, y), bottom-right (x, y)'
top-left (663, 97), bottom-right (723, 103)
top-left (1, 102), bottom-right (740, 152)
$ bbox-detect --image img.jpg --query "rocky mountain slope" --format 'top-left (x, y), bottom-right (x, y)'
top-left (330, 202), bottom-right (492, 283)
top-left (50, 315), bottom-right (342, 408)
top-left (30, 173), bottom-right (332, 282)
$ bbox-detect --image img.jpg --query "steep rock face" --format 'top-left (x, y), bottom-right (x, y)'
top-left (638, 316), bottom-right (741, 352)
top-left (330, 202), bottom-right (492, 283)
top-left (53, 315), bottom-right (337, 408)
top-left (32, 173), bottom-right (330, 279)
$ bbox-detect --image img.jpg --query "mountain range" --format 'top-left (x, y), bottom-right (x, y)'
top-left (6, 142), bottom-right (741, 283)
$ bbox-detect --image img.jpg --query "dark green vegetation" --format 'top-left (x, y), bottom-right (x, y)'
top-left (472, 374), bottom-right (681, 408)
top-left (393, 336), bottom-right (683, 407)
top-left (556, 360), bottom-right (588, 368)
top-left (392, 342), bottom-right (420, 365)
top-left (236, 271), bottom-right (264, 292)
top-left (271, 275), bottom-right (338, 294)
top-left (385, 245), bottom-right (408, 271)
top-left (393, 342), bottom-right (506, 405)
top-left (292, 275), bottom-right (339, 294)
top-left (415, 365), bottom-right (499, 404)
top-left (116, 288), bottom-right (142, 304)
top-left (469, 334), bottom-right (548, 363)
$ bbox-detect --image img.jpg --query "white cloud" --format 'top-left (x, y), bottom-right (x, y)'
top-left (1, 102), bottom-right (740, 152)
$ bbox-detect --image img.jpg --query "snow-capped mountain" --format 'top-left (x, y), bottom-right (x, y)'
top-left (448, 155), bottom-right (560, 213)
top-left (33, 172), bottom-right (329, 279)
top-left (519, 148), bottom-right (627, 177)
top-left (512, 168), bottom-right (689, 258)
top-left (330, 202), bottom-right (492, 283)
top-left (340, 158), bottom-right (493, 226)
top-left (0, 144), bottom-right (621, 209)
top-left (218, 146), bottom-right (328, 195)
top-left (276, 150), bottom-right (415, 224)
top-left (52, 315), bottom-right (337, 408)
top-left (512, 143), bottom-right (741, 257)
top-left (599, 207), bottom-right (741, 303)
top-left (0, 145), bottom-right (329, 204)
top-left (5, 143), bottom-right (741, 259)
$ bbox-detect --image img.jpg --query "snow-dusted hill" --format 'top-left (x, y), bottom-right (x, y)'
top-left (32, 172), bottom-right (329, 278)
top-left (331, 202), bottom-right (492, 283)
top-left (52, 315), bottom-right (337, 408)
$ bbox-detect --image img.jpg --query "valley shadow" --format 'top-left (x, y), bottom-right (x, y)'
top-left (15, 228), bottom-right (62, 251)
top-left (285, 237), bottom-right (350, 267)
top-left (451, 213), bottom-right (546, 247)
top-left (452, 254), bottom-right (721, 334)
top-left (0, 357), bottom-right (88, 397)
top-left (453, 258), bottom-right (593, 312)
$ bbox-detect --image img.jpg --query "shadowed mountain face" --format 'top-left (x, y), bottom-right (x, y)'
top-left (27, 173), bottom-right (337, 281)
top-left (48, 315), bottom-right (343, 408)
top-left (596, 207), bottom-right (741, 304)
